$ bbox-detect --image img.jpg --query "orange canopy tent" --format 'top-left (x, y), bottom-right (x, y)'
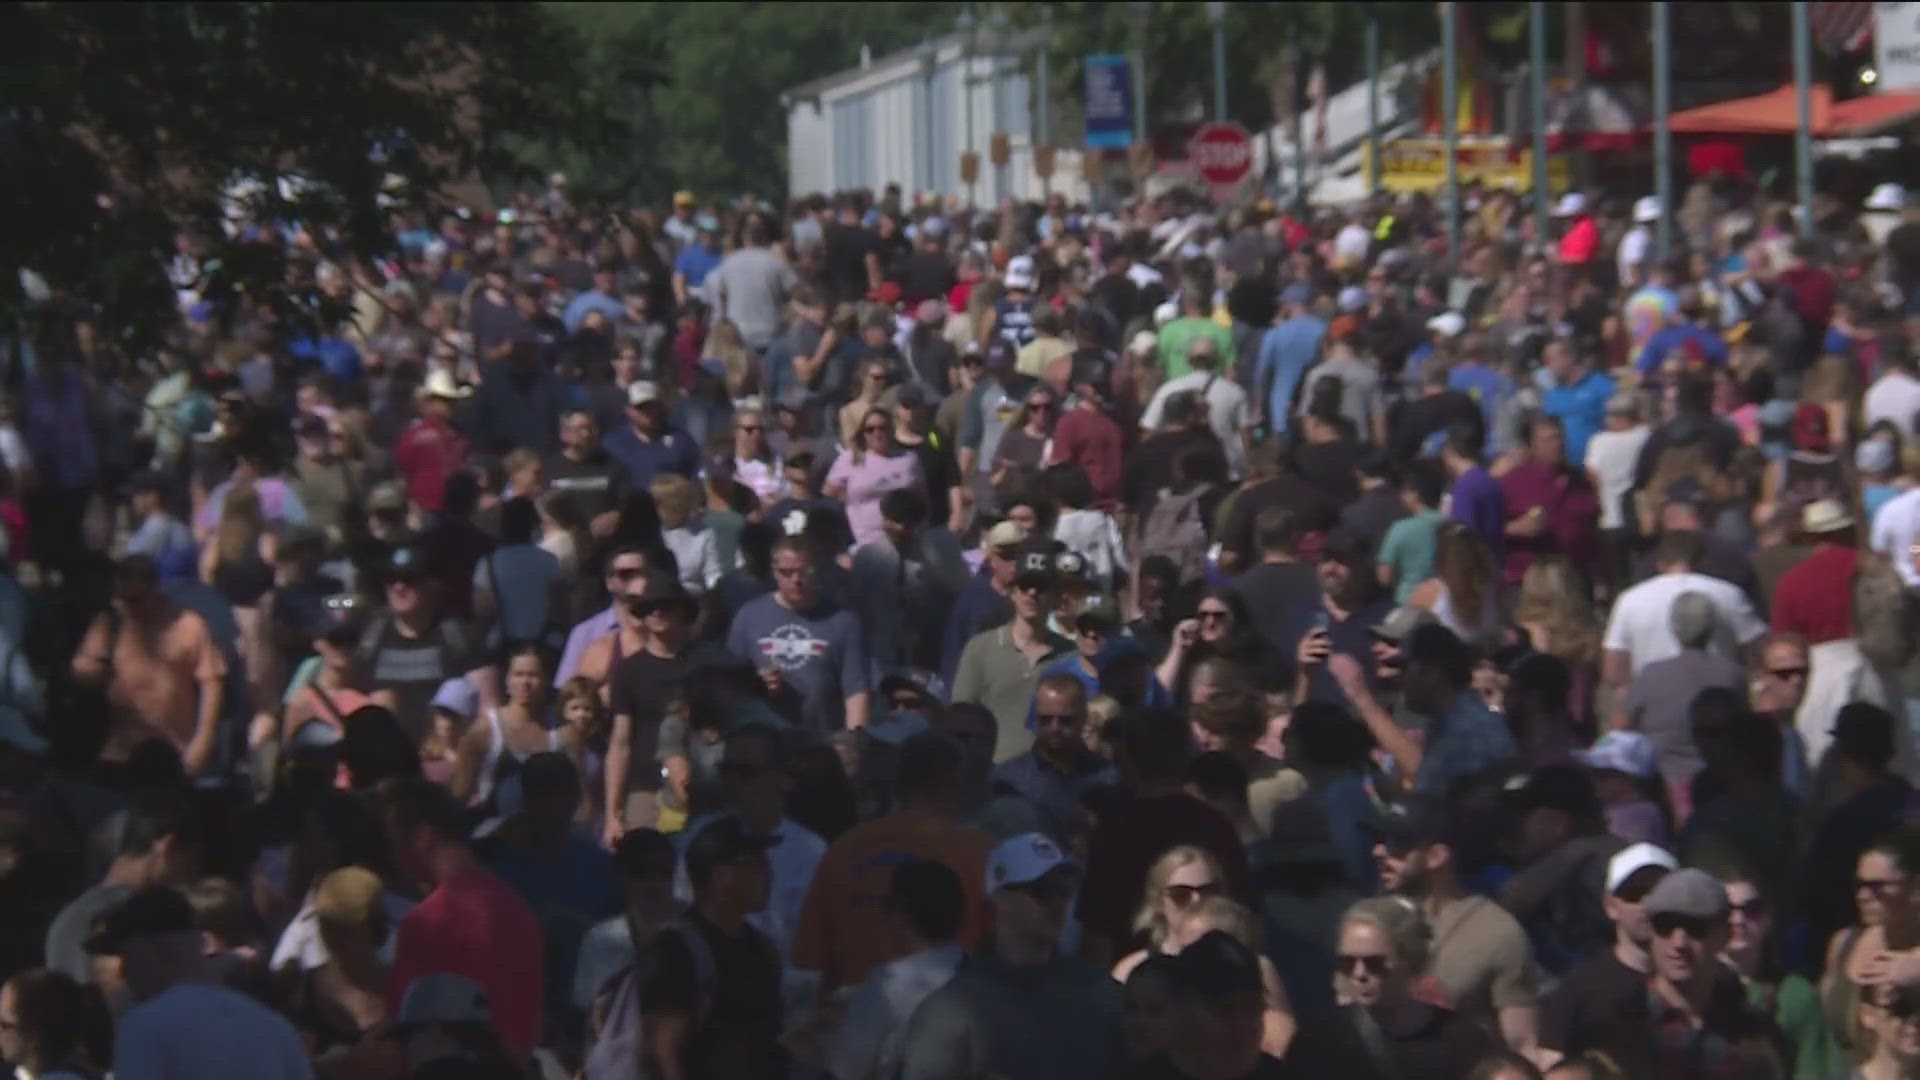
top-left (1664, 83), bottom-right (1920, 138)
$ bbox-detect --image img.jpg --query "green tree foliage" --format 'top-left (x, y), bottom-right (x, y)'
top-left (0, 1), bottom-right (604, 349)
top-left (531, 1), bottom-right (949, 204)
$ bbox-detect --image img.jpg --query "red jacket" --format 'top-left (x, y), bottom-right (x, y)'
top-left (1049, 405), bottom-right (1124, 507)
top-left (394, 416), bottom-right (471, 513)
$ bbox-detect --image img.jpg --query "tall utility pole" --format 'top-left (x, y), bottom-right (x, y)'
top-left (960, 4), bottom-right (977, 207)
top-left (1207, 2), bottom-right (1228, 121)
top-left (1131, 2), bottom-right (1150, 146)
top-left (919, 39), bottom-right (938, 195)
top-left (1529, 1), bottom-right (1549, 246)
top-left (1652, 1), bottom-right (1672, 259)
top-left (1441, 1), bottom-right (1459, 266)
top-left (1037, 6), bottom-right (1052, 197)
top-left (1366, 9), bottom-right (1381, 192)
top-left (1793, 1), bottom-right (1814, 236)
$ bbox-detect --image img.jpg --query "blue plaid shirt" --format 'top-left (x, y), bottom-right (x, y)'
top-left (1412, 693), bottom-right (1519, 797)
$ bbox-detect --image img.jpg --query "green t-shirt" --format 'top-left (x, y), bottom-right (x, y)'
top-left (1378, 509), bottom-right (1442, 602)
top-left (1746, 971), bottom-right (1839, 1080)
top-left (1157, 316), bottom-right (1236, 381)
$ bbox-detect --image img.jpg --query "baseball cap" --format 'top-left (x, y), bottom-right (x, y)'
top-left (673, 190), bottom-right (696, 207)
top-left (1337, 285), bottom-right (1369, 313)
top-left (1374, 599), bottom-right (1436, 641)
top-left (633, 577), bottom-right (698, 620)
top-left (1553, 192), bottom-right (1588, 217)
top-left (986, 520), bottom-right (1029, 551)
top-left (986, 831), bottom-right (1076, 893)
top-left (627, 380), bottom-right (661, 407)
top-left (1605, 841), bottom-right (1678, 896)
top-left (684, 815), bottom-right (777, 886)
top-left (984, 338), bottom-right (1017, 372)
top-left (312, 866), bottom-right (384, 926)
top-left (1425, 310), bottom-right (1466, 339)
top-left (1858, 437), bottom-right (1897, 474)
top-left (384, 546), bottom-right (429, 583)
top-left (1578, 731), bottom-right (1657, 780)
top-left (776, 386), bottom-right (811, 413)
top-left (1502, 763), bottom-right (1602, 821)
top-left (429, 678), bottom-right (479, 722)
top-left (1004, 255), bottom-right (1037, 291)
top-left (85, 887), bottom-right (196, 955)
top-left (1279, 282), bottom-right (1312, 307)
top-left (1370, 797), bottom-right (1455, 850)
top-left (367, 481), bottom-right (408, 513)
top-left (1633, 195), bottom-right (1662, 224)
top-left (1128, 329), bottom-right (1159, 356)
top-left (1604, 391), bottom-right (1644, 419)
top-left (1165, 929), bottom-right (1265, 1001)
top-left (393, 973), bottom-right (492, 1032)
top-left (1869, 182), bottom-right (1909, 212)
top-left (1643, 867), bottom-right (1730, 921)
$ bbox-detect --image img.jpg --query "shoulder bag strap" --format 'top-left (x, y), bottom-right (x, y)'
top-left (1349, 1005), bottom-right (1405, 1080)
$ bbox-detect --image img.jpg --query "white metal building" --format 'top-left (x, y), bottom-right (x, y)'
top-left (783, 34), bottom-right (1091, 204)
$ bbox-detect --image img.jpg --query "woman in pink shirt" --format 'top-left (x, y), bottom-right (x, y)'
top-left (825, 405), bottom-right (923, 550)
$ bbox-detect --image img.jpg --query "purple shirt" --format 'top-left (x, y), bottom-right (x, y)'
top-left (1449, 466), bottom-right (1506, 559)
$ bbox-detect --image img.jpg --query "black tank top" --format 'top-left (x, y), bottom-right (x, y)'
top-left (212, 550), bottom-right (274, 606)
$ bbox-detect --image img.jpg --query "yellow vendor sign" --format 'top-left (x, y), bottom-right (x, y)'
top-left (1363, 137), bottom-right (1569, 194)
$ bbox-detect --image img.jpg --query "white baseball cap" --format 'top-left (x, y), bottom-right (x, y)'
top-left (1337, 285), bottom-right (1369, 313)
top-left (1004, 255), bottom-right (1036, 291)
top-left (1604, 841), bottom-right (1677, 895)
top-left (1868, 182), bottom-right (1909, 212)
top-left (1578, 730), bottom-right (1657, 779)
top-left (1425, 310), bottom-right (1466, 339)
top-left (986, 832), bottom-right (1076, 893)
top-left (627, 380), bottom-right (661, 407)
top-left (1632, 195), bottom-right (1662, 224)
top-left (1128, 329), bottom-right (1159, 355)
top-left (1553, 192), bottom-right (1588, 218)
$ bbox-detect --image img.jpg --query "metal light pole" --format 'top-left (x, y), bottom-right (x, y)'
top-left (918, 39), bottom-right (939, 197)
top-left (960, 4), bottom-right (977, 207)
top-left (1037, 6), bottom-right (1052, 197)
top-left (1131, 3), bottom-right (1150, 147)
top-left (1441, 1), bottom-right (1459, 266)
top-left (1793, 1), bottom-right (1814, 235)
top-left (1366, 9), bottom-right (1381, 192)
top-left (1529, 1), bottom-right (1549, 246)
top-left (1207, 2), bottom-right (1228, 121)
top-left (1652, 1), bottom-right (1672, 259)
top-left (988, 11), bottom-right (1009, 203)
top-left (1291, 44), bottom-right (1307, 208)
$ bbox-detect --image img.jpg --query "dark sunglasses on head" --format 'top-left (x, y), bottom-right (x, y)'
top-left (1649, 912), bottom-right (1719, 940)
top-left (1337, 953), bottom-right (1391, 977)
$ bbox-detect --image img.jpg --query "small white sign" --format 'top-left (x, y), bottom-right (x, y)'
top-left (1877, 2), bottom-right (1920, 91)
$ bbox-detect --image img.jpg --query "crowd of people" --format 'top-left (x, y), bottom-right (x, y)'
top-left (5, 167), bottom-right (1920, 1079)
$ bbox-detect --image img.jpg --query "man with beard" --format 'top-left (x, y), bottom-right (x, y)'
top-left (1275, 532), bottom-right (1393, 711)
top-left (1371, 799), bottom-right (1539, 1056)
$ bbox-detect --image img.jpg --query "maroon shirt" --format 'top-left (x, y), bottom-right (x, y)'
top-left (1499, 460), bottom-right (1600, 586)
top-left (1049, 406), bottom-right (1125, 507)
top-left (1771, 542), bottom-right (1857, 645)
top-left (1075, 791), bottom-right (1253, 950)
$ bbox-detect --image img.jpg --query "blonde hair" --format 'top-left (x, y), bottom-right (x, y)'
top-left (1340, 896), bottom-right (1432, 971)
top-left (1514, 556), bottom-right (1600, 664)
top-left (1133, 846), bottom-right (1227, 946)
top-left (215, 483), bottom-right (265, 564)
top-left (503, 447), bottom-right (542, 485)
top-left (650, 473), bottom-right (699, 528)
top-left (852, 405), bottom-right (892, 465)
top-left (1175, 895), bottom-right (1262, 951)
top-left (708, 320), bottom-right (755, 400)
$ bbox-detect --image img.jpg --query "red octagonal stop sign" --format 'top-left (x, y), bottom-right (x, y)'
top-left (1189, 121), bottom-right (1253, 187)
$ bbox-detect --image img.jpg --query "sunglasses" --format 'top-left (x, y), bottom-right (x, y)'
top-left (1197, 609), bottom-right (1231, 623)
top-left (1010, 875), bottom-right (1077, 906)
top-left (737, 424), bottom-right (762, 433)
top-left (1649, 912), bottom-right (1719, 940)
top-left (1859, 877), bottom-right (1906, 897)
top-left (1165, 881), bottom-right (1223, 909)
top-left (1730, 897), bottom-right (1769, 920)
top-left (863, 424), bottom-right (887, 433)
top-left (1337, 953), bottom-right (1391, 977)
top-left (1768, 666), bottom-right (1809, 680)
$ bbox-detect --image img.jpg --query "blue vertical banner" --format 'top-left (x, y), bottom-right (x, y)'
top-left (1084, 54), bottom-right (1135, 149)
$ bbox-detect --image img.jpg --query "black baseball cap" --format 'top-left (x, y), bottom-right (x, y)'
top-left (683, 815), bottom-right (776, 887)
top-left (85, 887), bottom-right (196, 955)
top-left (634, 577), bottom-right (698, 620)
top-left (1164, 930), bottom-right (1264, 1002)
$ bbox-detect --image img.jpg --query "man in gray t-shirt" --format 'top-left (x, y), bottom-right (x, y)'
top-left (707, 221), bottom-right (798, 352)
top-left (1620, 591), bottom-right (1745, 793)
top-left (727, 537), bottom-right (870, 733)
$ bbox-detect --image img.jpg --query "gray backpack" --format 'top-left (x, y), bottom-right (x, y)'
top-left (584, 920), bottom-right (716, 1080)
top-left (1140, 483), bottom-right (1213, 585)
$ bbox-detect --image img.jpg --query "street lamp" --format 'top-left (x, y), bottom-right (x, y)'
top-left (918, 38), bottom-right (938, 197)
top-left (1206, 2), bottom-right (1227, 121)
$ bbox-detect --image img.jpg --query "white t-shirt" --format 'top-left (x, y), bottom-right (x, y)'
top-left (114, 981), bottom-right (312, 1080)
top-left (1872, 486), bottom-right (1920, 587)
top-left (1584, 425), bottom-right (1651, 531)
top-left (1139, 370), bottom-right (1251, 478)
top-left (1334, 224), bottom-right (1372, 267)
top-left (1865, 371), bottom-right (1920, 439)
top-left (1616, 226), bottom-right (1652, 288)
top-left (1602, 570), bottom-right (1768, 674)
